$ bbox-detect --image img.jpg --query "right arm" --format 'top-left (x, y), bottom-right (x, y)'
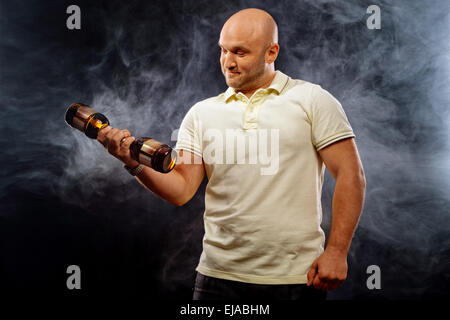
top-left (97, 126), bottom-right (205, 206)
top-left (134, 149), bottom-right (204, 206)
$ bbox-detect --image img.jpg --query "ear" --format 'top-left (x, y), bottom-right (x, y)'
top-left (266, 43), bottom-right (280, 64)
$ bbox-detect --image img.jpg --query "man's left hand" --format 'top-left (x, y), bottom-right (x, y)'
top-left (306, 247), bottom-right (348, 291)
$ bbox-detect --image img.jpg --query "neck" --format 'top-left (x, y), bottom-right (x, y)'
top-left (238, 71), bottom-right (277, 99)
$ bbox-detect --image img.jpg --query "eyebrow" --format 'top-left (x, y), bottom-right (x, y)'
top-left (217, 42), bottom-right (249, 51)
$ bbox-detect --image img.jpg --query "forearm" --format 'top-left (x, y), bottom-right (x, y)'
top-left (134, 166), bottom-right (188, 206)
top-left (326, 174), bottom-right (366, 254)
top-left (97, 127), bottom-right (196, 206)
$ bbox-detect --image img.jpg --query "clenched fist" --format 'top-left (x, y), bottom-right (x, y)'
top-left (307, 247), bottom-right (348, 291)
top-left (97, 126), bottom-right (140, 168)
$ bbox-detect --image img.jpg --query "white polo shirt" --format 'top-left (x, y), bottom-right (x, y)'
top-left (175, 70), bottom-right (355, 284)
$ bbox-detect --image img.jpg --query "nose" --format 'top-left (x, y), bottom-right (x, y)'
top-left (223, 52), bottom-right (237, 70)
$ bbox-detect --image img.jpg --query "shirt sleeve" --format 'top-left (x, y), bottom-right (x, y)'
top-left (310, 85), bottom-right (356, 151)
top-left (174, 104), bottom-right (203, 157)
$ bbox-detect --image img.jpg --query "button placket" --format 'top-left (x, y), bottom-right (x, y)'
top-left (236, 88), bottom-right (271, 130)
top-left (241, 90), bottom-right (268, 130)
top-left (243, 100), bottom-right (258, 130)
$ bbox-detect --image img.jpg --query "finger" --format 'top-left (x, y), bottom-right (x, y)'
top-left (307, 266), bottom-right (317, 286)
top-left (107, 128), bottom-right (124, 149)
top-left (320, 281), bottom-right (329, 291)
top-left (313, 275), bottom-right (322, 290)
top-left (327, 282), bottom-right (339, 291)
top-left (113, 129), bottom-right (130, 142)
top-left (120, 136), bottom-right (135, 149)
top-left (317, 268), bottom-right (330, 281)
top-left (117, 136), bottom-right (137, 164)
top-left (307, 260), bottom-right (318, 286)
top-left (330, 280), bottom-right (344, 291)
top-left (119, 137), bottom-right (126, 147)
top-left (105, 127), bottom-right (121, 143)
top-left (315, 278), bottom-right (326, 291)
top-left (321, 281), bottom-right (331, 291)
top-left (103, 129), bottom-right (120, 153)
top-left (121, 129), bottom-right (131, 137)
top-left (119, 130), bottom-right (132, 147)
top-left (97, 126), bottom-right (112, 144)
top-left (325, 281), bottom-right (339, 291)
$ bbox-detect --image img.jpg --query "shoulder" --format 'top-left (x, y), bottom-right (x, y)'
top-left (279, 75), bottom-right (322, 108)
top-left (198, 93), bottom-right (225, 105)
top-left (282, 74), bottom-right (321, 98)
top-left (289, 77), bottom-right (338, 105)
top-left (190, 92), bottom-right (227, 112)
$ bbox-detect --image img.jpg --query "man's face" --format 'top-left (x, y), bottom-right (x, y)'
top-left (218, 28), bottom-right (268, 90)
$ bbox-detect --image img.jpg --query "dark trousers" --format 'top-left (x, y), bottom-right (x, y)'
top-left (192, 272), bottom-right (327, 300)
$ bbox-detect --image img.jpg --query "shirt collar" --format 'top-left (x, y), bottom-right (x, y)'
top-left (224, 70), bottom-right (289, 102)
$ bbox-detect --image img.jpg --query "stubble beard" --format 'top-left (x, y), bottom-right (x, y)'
top-left (224, 56), bottom-right (267, 91)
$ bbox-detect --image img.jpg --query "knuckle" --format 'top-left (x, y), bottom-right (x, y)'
top-left (110, 128), bottom-right (118, 135)
top-left (100, 127), bottom-right (109, 135)
top-left (108, 144), bottom-right (117, 153)
top-left (105, 131), bottom-right (113, 139)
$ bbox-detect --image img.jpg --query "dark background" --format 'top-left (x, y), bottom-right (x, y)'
top-left (1, 0), bottom-right (449, 302)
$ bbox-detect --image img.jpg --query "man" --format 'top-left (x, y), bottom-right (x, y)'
top-left (97, 8), bottom-right (366, 300)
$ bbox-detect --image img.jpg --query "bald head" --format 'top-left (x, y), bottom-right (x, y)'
top-left (218, 8), bottom-right (280, 96)
top-left (221, 8), bottom-right (278, 48)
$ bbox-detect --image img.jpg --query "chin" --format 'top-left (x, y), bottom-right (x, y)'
top-left (226, 78), bottom-right (242, 88)
top-left (225, 80), bottom-right (236, 88)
